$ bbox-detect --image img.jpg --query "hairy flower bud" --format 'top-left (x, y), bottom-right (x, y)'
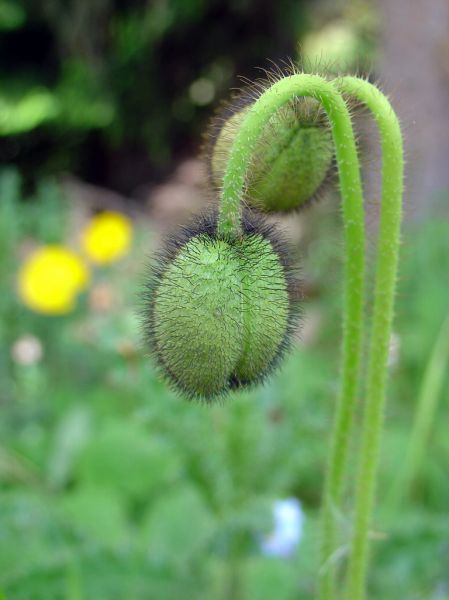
top-left (207, 92), bottom-right (334, 213)
top-left (142, 212), bottom-right (300, 401)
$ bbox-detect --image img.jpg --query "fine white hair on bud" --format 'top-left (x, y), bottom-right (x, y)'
top-left (141, 211), bottom-right (301, 402)
top-left (204, 68), bottom-right (335, 213)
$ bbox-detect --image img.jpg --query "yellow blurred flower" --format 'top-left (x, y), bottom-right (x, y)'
top-left (18, 246), bottom-right (89, 315)
top-left (81, 211), bottom-right (132, 264)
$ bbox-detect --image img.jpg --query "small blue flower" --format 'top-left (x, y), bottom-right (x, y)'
top-left (261, 498), bottom-right (304, 558)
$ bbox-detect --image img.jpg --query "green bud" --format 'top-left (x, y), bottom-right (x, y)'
top-left (143, 212), bottom-right (300, 401)
top-left (208, 95), bottom-right (334, 212)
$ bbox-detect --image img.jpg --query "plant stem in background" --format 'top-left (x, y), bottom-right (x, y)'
top-left (334, 77), bottom-right (404, 600)
top-left (217, 74), bottom-right (365, 600)
top-left (388, 312), bottom-right (449, 509)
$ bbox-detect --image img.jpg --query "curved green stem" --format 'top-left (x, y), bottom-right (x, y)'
top-left (333, 77), bottom-right (404, 600)
top-left (218, 74), bottom-right (366, 599)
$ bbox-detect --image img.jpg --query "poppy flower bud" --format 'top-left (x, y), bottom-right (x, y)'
top-left (142, 212), bottom-right (300, 401)
top-left (208, 94), bottom-right (334, 212)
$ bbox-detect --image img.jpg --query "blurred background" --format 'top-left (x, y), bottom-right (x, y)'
top-left (1, 0), bottom-right (449, 599)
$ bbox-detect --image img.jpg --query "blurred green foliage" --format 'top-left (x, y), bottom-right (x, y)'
top-left (0, 0), bottom-right (378, 191)
top-left (1, 168), bottom-right (449, 599)
top-left (0, 0), bottom-right (313, 191)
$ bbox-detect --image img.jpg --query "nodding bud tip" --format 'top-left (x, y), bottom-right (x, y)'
top-left (206, 85), bottom-right (334, 213)
top-left (141, 211), bottom-right (301, 401)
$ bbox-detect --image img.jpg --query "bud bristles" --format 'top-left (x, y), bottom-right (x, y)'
top-left (141, 210), bottom-right (302, 401)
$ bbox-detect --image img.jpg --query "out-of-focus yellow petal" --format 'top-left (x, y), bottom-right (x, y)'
top-left (18, 246), bottom-right (89, 315)
top-left (81, 211), bottom-right (132, 265)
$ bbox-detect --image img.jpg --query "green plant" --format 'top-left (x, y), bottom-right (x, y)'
top-left (144, 69), bottom-right (404, 599)
top-left (143, 212), bottom-right (299, 400)
top-left (207, 91), bottom-right (334, 212)
top-left (6, 168), bottom-right (449, 600)
top-left (389, 312), bottom-right (449, 508)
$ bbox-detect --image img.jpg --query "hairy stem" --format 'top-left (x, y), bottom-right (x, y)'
top-left (333, 77), bottom-right (404, 600)
top-left (218, 74), bottom-right (365, 600)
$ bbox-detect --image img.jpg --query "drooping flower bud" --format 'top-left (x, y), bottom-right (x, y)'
top-left (142, 212), bottom-right (300, 401)
top-left (207, 90), bottom-right (334, 213)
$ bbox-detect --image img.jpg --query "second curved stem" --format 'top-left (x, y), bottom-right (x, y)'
top-left (334, 77), bottom-right (404, 600)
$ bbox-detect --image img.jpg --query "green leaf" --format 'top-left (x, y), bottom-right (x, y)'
top-left (60, 485), bottom-right (128, 548)
top-left (75, 421), bottom-right (181, 502)
top-left (0, 0), bottom-right (26, 31)
top-left (142, 486), bottom-right (215, 565)
top-left (242, 558), bottom-right (297, 600)
top-left (47, 406), bottom-right (92, 490)
top-left (0, 89), bottom-right (59, 135)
